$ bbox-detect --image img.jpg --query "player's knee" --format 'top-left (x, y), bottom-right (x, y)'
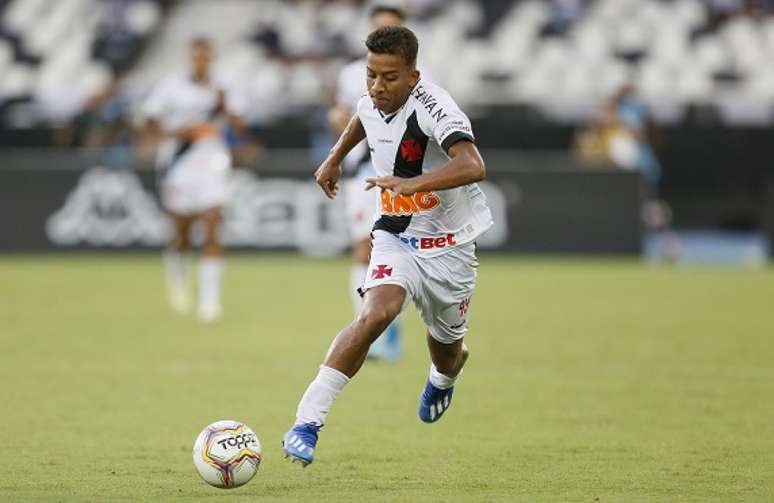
top-left (356, 305), bottom-right (394, 336)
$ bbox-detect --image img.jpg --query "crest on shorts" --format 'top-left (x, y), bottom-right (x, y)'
top-left (371, 264), bottom-right (393, 279)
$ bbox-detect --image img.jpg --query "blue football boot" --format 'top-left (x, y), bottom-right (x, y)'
top-left (418, 380), bottom-right (454, 423)
top-left (282, 423), bottom-right (320, 467)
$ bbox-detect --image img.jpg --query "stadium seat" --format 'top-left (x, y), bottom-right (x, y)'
top-left (2, 0), bottom-right (48, 35)
top-left (4, 0), bottom-right (774, 126)
top-left (0, 63), bottom-right (35, 99)
top-left (125, 0), bottom-right (161, 36)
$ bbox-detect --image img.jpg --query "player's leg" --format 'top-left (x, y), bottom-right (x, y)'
top-left (417, 244), bottom-right (478, 423)
top-left (419, 334), bottom-right (469, 423)
top-left (164, 212), bottom-right (195, 313)
top-left (283, 283), bottom-right (406, 466)
top-left (352, 237), bottom-right (393, 361)
top-left (197, 205), bottom-right (224, 322)
top-left (324, 283), bottom-right (405, 376)
top-left (345, 177), bottom-right (403, 361)
top-left (284, 231), bottom-right (416, 465)
top-left (357, 237), bottom-right (403, 361)
top-left (428, 334), bottom-right (469, 379)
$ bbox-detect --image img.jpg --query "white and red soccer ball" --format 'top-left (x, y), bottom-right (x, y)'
top-left (192, 420), bottom-right (262, 489)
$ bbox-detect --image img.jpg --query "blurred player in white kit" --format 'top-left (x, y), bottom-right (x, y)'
top-left (328, 5), bottom-right (408, 360)
top-left (141, 37), bottom-right (247, 322)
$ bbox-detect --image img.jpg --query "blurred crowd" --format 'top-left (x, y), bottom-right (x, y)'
top-left (3, 0), bottom-right (774, 165)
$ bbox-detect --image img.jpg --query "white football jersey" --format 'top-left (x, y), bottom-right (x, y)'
top-left (142, 73), bottom-right (246, 168)
top-left (337, 57), bottom-right (435, 175)
top-left (356, 79), bottom-right (493, 256)
top-left (143, 73), bottom-right (246, 132)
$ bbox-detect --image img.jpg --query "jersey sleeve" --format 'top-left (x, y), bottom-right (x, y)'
top-left (418, 88), bottom-right (475, 154)
top-left (434, 104), bottom-right (475, 153)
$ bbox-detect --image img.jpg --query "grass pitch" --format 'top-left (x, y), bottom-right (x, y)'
top-left (1, 254), bottom-right (773, 502)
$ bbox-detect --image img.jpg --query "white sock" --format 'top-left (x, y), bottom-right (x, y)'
top-left (349, 264), bottom-right (367, 314)
top-left (295, 365), bottom-right (350, 426)
top-left (198, 257), bottom-right (224, 313)
top-left (429, 364), bottom-right (461, 390)
top-left (164, 251), bottom-right (188, 294)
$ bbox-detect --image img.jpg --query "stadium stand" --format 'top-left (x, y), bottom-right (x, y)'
top-left (3, 0), bottom-right (774, 131)
top-left (0, 0), bottom-right (164, 127)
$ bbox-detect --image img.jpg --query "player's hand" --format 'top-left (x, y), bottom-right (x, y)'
top-left (365, 176), bottom-right (419, 196)
top-left (314, 160), bottom-right (342, 199)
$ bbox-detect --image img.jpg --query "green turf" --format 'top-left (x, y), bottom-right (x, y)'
top-left (1, 254), bottom-right (773, 502)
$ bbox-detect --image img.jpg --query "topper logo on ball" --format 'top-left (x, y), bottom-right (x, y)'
top-left (217, 433), bottom-right (257, 450)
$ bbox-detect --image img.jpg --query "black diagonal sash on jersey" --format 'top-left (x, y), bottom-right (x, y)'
top-left (373, 111), bottom-right (429, 234)
top-left (159, 86), bottom-right (225, 183)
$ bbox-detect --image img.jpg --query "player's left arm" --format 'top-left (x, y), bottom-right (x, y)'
top-left (366, 140), bottom-right (485, 196)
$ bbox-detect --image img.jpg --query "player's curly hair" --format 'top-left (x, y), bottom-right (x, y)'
top-left (365, 26), bottom-right (418, 67)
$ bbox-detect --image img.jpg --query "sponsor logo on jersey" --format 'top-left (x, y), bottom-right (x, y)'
top-left (395, 232), bottom-right (457, 250)
top-left (381, 190), bottom-right (440, 216)
top-left (411, 84), bottom-right (448, 122)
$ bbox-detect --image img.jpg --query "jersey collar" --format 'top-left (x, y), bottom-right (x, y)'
top-left (375, 105), bottom-right (399, 124)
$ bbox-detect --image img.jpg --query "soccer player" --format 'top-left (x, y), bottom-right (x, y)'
top-left (141, 38), bottom-right (246, 322)
top-left (328, 5), bottom-right (408, 361)
top-left (283, 26), bottom-right (492, 466)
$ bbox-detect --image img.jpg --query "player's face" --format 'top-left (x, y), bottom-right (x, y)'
top-left (191, 44), bottom-right (213, 75)
top-left (366, 52), bottom-right (420, 114)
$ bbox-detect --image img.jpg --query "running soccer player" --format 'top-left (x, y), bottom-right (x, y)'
top-left (141, 37), bottom-right (246, 322)
top-left (328, 5), bottom-right (407, 361)
top-left (283, 26), bottom-right (492, 466)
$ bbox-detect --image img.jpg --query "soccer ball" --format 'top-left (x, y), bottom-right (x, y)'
top-left (192, 420), bottom-right (262, 489)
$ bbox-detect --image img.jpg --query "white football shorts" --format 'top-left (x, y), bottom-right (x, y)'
top-left (160, 139), bottom-right (232, 215)
top-left (360, 230), bottom-right (478, 344)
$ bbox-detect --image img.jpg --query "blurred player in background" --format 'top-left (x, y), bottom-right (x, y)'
top-left (327, 5), bottom-right (409, 361)
top-left (141, 37), bottom-right (246, 322)
top-left (283, 26), bottom-right (492, 466)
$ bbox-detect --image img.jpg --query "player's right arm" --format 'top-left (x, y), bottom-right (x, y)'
top-left (314, 113), bottom-right (366, 199)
